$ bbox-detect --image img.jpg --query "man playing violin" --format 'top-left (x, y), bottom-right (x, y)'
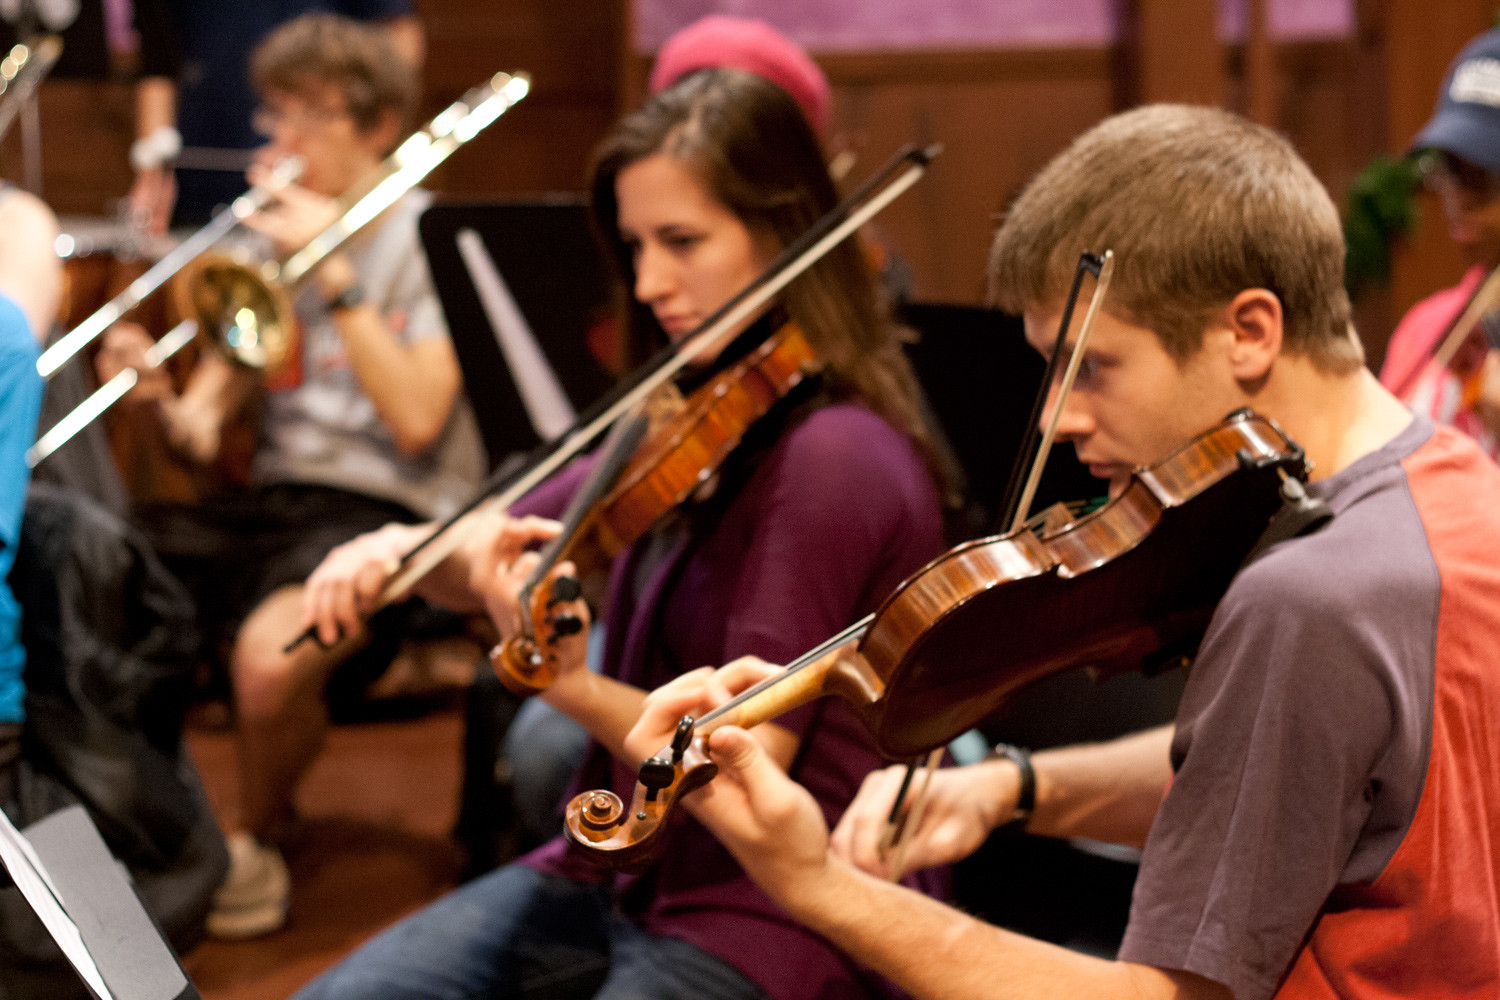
top-left (95, 13), bottom-right (483, 940)
top-left (1380, 27), bottom-right (1500, 459)
top-left (628, 103), bottom-right (1500, 1000)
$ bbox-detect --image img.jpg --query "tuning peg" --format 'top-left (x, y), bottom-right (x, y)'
top-left (548, 575), bottom-right (582, 604)
top-left (547, 613), bottom-right (584, 639)
top-left (638, 755), bottom-right (675, 801)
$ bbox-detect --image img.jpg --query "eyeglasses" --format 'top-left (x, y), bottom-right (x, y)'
top-left (251, 102), bottom-right (350, 138)
top-left (1419, 150), bottom-right (1500, 201)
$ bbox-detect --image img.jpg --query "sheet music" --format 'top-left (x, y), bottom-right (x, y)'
top-left (0, 807), bottom-right (114, 1000)
top-left (456, 226), bottom-right (577, 440)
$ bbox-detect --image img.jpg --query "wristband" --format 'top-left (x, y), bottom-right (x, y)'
top-left (990, 742), bottom-right (1036, 825)
top-left (130, 125), bottom-right (182, 172)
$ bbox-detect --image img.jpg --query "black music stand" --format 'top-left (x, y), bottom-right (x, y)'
top-left (0, 805), bottom-right (199, 1000)
top-left (420, 198), bottom-right (618, 469)
top-left (897, 301), bottom-right (1097, 534)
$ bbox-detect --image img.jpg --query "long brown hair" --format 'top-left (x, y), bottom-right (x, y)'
top-left (588, 67), bottom-right (952, 493)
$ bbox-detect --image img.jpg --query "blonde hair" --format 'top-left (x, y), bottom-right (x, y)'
top-left (990, 104), bottom-right (1362, 373)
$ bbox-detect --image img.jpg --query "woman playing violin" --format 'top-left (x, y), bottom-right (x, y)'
top-left (294, 67), bottom-right (949, 1000)
top-left (625, 104), bottom-right (1500, 1000)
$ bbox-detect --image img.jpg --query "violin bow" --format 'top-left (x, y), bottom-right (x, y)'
top-left (881, 251), bottom-right (1115, 880)
top-left (1389, 260), bottom-right (1500, 402)
top-left (285, 143), bottom-right (942, 653)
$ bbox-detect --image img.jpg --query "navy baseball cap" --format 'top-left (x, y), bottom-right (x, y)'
top-left (1411, 29), bottom-right (1500, 174)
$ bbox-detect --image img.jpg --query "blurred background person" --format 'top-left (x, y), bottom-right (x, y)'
top-left (1380, 26), bottom-right (1500, 459)
top-left (95, 13), bottom-right (482, 940)
top-left (128, 0), bottom-right (423, 233)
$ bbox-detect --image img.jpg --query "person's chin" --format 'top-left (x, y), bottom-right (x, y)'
top-left (1083, 463), bottom-right (1131, 498)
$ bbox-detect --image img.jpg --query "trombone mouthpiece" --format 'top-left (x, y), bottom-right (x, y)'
top-left (272, 155), bottom-right (306, 186)
top-left (914, 144), bottom-right (944, 166)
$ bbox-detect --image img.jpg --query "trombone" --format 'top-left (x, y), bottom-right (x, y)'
top-left (29, 70), bottom-right (532, 464)
top-left (0, 35), bottom-right (62, 145)
top-left (34, 155), bottom-right (306, 380)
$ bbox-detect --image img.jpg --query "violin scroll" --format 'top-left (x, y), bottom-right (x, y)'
top-left (563, 715), bottom-right (717, 870)
top-left (490, 572), bottom-right (587, 697)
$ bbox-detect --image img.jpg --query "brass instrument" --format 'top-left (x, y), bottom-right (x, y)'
top-left (173, 70), bottom-right (531, 381)
top-left (30, 70), bottom-right (531, 465)
top-left (35, 155), bottom-right (307, 379)
top-left (0, 35), bottom-right (62, 144)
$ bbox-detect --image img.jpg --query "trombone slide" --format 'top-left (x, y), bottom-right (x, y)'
top-left (28, 319), bottom-right (199, 468)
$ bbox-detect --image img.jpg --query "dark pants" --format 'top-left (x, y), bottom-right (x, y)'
top-left (133, 484), bottom-right (433, 705)
top-left (294, 866), bottom-right (769, 1000)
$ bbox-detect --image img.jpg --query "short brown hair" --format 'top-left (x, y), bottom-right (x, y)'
top-left (250, 13), bottom-right (416, 136)
top-left (990, 104), bottom-right (1362, 374)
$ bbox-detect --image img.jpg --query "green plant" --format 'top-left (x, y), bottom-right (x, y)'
top-left (1344, 154), bottom-right (1421, 294)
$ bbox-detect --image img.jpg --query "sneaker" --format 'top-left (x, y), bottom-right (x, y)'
top-left (206, 831), bottom-right (290, 939)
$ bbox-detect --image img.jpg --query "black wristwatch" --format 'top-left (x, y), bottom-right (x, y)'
top-left (990, 742), bottom-right (1036, 826)
top-left (325, 284), bottom-right (367, 313)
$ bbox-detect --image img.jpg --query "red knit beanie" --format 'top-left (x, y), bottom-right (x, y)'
top-left (648, 15), bottom-right (832, 135)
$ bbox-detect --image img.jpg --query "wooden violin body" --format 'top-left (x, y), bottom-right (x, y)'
top-left (564, 409), bottom-right (1312, 867)
top-left (495, 323), bottom-right (823, 696)
top-left (588, 322), bottom-right (821, 557)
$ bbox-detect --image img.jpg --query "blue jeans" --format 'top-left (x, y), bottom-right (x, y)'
top-left (293, 865), bottom-right (769, 1000)
top-left (504, 698), bottom-right (588, 842)
top-left (503, 624), bottom-right (600, 841)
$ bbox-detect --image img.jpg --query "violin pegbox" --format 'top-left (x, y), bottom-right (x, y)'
top-left (563, 715), bottom-right (719, 871)
top-left (490, 569), bottom-right (588, 697)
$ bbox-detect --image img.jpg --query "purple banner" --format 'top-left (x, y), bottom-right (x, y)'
top-left (634, 0), bottom-right (1354, 52)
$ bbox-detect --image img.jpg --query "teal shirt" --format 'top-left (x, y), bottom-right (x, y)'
top-left (0, 294), bottom-right (41, 722)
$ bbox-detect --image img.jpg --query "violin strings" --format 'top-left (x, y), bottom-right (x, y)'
top-left (696, 613), bottom-right (874, 727)
top-left (517, 409), bottom-right (652, 625)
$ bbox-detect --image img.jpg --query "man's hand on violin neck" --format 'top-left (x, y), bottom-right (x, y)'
top-left (623, 657), bottom-right (782, 763)
top-left (691, 724), bottom-right (840, 910)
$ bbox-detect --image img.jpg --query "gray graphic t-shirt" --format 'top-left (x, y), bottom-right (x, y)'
top-left (253, 190), bottom-right (483, 520)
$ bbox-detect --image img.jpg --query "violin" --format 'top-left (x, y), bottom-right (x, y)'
top-left (282, 144), bottom-right (938, 655)
top-left (561, 409), bottom-right (1319, 869)
top-left (493, 322), bottom-right (822, 696)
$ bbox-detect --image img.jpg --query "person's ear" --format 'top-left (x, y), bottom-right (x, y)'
top-left (366, 107), bottom-right (402, 156)
top-left (1223, 288), bottom-right (1282, 382)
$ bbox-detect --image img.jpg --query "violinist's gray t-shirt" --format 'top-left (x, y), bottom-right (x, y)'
top-left (1120, 415), bottom-right (1500, 999)
top-left (253, 190), bottom-right (483, 520)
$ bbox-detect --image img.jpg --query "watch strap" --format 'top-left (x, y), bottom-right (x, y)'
top-left (326, 284), bottom-right (367, 313)
top-left (990, 742), bottom-right (1036, 825)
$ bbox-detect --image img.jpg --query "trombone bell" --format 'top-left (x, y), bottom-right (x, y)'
top-left (174, 251), bottom-right (297, 375)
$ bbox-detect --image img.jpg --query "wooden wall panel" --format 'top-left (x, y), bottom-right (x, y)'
top-left (821, 51), bottom-right (1116, 304)
top-left (1127, 0), bottom-right (1225, 107)
top-left (0, 4), bottom-right (1401, 338)
top-left (1, 79), bottom-right (135, 218)
top-left (418, 0), bottom-right (626, 195)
